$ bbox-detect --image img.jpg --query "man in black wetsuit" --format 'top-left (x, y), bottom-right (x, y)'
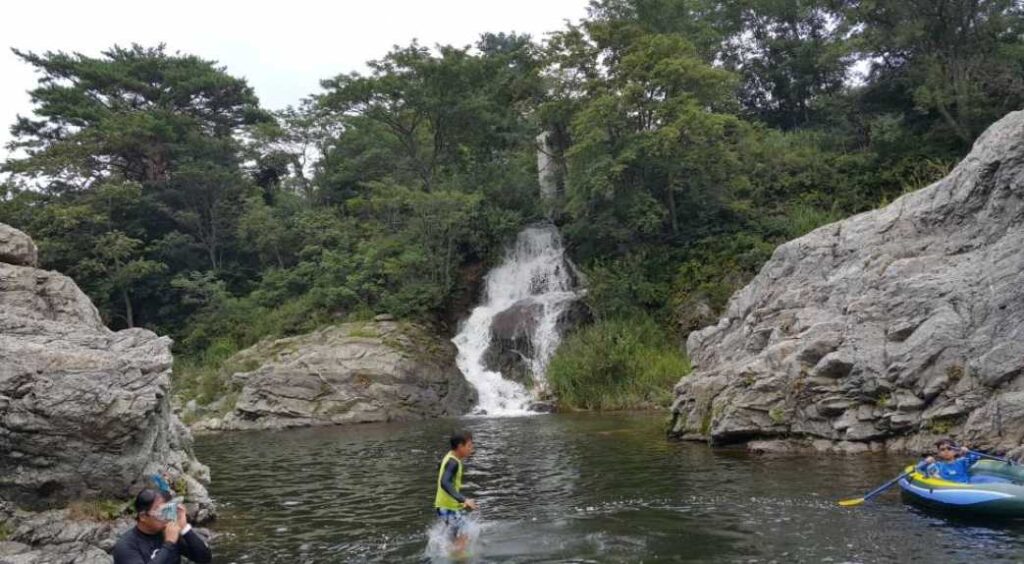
top-left (112, 488), bottom-right (212, 564)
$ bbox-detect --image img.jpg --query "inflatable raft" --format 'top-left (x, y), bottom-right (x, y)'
top-left (899, 460), bottom-right (1024, 517)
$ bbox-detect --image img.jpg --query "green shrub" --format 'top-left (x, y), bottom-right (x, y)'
top-left (0, 520), bottom-right (12, 541)
top-left (67, 498), bottom-right (128, 521)
top-left (546, 314), bottom-right (691, 410)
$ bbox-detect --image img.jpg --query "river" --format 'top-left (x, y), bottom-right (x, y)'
top-left (195, 413), bottom-right (1024, 562)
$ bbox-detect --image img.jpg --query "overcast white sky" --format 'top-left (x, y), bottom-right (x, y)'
top-left (1, 0), bottom-right (589, 162)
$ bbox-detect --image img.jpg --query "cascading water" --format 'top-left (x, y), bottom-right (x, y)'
top-left (452, 225), bottom-right (580, 416)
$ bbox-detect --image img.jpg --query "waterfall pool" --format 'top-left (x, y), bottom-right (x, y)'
top-left (195, 413), bottom-right (1024, 562)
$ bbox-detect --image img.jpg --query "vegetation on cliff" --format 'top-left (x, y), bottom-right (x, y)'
top-left (3, 1), bottom-right (1023, 407)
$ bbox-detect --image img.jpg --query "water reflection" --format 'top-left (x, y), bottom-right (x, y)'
top-left (195, 413), bottom-right (1024, 562)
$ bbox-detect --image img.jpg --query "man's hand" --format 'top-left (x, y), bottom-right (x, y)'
top-left (164, 521), bottom-right (181, 544)
top-left (176, 504), bottom-right (188, 529)
top-left (960, 446), bottom-right (970, 456)
top-left (463, 498), bottom-right (478, 511)
top-left (924, 456), bottom-right (935, 464)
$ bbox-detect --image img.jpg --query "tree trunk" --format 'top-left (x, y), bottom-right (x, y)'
top-left (123, 289), bottom-right (134, 328)
top-left (667, 177), bottom-right (679, 235)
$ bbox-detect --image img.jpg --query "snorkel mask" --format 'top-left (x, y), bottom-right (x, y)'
top-left (157, 499), bottom-right (179, 522)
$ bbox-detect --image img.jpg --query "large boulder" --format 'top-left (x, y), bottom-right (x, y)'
top-left (0, 226), bottom-right (211, 514)
top-left (0, 223), bottom-right (213, 558)
top-left (0, 225), bottom-right (37, 268)
top-left (482, 298), bottom-right (590, 387)
top-left (670, 111), bottom-right (1024, 454)
top-left (191, 322), bottom-right (477, 432)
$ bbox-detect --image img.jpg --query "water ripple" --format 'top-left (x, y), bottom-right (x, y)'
top-left (196, 413), bottom-right (1024, 563)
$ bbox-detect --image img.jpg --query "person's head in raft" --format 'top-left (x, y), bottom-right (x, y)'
top-left (450, 431), bottom-right (474, 460)
top-left (134, 488), bottom-right (174, 534)
top-left (934, 437), bottom-right (967, 462)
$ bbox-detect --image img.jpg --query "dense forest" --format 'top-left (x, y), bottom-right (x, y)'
top-left (3, 0), bottom-right (1023, 407)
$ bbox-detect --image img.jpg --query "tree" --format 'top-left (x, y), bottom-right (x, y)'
top-left (79, 231), bottom-right (167, 327)
top-left (846, 0), bottom-right (1024, 146)
top-left (317, 35), bottom-right (544, 194)
top-left (718, 0), bottom-right (853, 129)
top-left (553, 30), bottom-right (742, 256)
top-left (1, 44), bottom-right (270, 328)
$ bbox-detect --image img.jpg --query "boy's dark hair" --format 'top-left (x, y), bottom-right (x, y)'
top-left (935, 437), bottom-right (957, 449)
top-left (450, 431), bottom-right (473, 450)
top-left (134, 488), bottom-right (172, 517)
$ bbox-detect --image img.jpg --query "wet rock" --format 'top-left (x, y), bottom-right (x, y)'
top-left (671, 111), bottom-right (1024, 453)
top-left (483, 299), bottom-right (542, 386)
top-left (481, 298), bottom-right (590, 387)
top-left (191, 322), bottom-right (477, 432)
top-left (528, 400), bottom-right (558, 413)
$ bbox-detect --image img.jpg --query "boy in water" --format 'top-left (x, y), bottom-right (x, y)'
top-left (923, 438), bottom-right (979, 483)
top-left (435, 431), bottom-right (478, 553)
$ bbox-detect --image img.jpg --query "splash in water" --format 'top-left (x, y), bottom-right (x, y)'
top-left (423, 513), bottom-right (483, 562)
top-left (452, 225), bottom-right (580, 416)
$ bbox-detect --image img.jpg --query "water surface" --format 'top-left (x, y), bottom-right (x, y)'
top-left (195, 413), bottom-right (1024, 562)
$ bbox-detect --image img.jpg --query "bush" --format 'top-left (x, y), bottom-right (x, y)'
top-left (67, 499), bottom-right (128, 521)
top-left (546, 314), bottom-right (690, 410)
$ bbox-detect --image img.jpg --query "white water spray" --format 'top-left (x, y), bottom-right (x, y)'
top-left (452, 225), bottom-right (580, 416)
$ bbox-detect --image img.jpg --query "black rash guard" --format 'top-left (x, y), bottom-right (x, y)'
top-left (440, 457), bottom-right (466, 504)
top-left (111, 526), bottom-right (212, 564)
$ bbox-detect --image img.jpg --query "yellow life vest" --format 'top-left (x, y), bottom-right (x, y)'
top-left (434, 451), bottom-right (464, 510)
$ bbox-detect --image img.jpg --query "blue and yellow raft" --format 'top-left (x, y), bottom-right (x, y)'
top-left (899, 460), bottom-right (1024, 517)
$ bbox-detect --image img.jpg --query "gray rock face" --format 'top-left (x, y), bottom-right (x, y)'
top-left (0, 222), bottom-right (213, 520)
top-left (0, 499), bottom-right (212, 564)
top-left (670, 111), bottom-right (1024, 454)
top-left (192, 322), bottom-right (477, 433)
top-left (482, 298), bottom-right (590, 387)
top-left (0, 225), bottom-right (37, 268)
top-left (483, 299), bottom-right (543, 386)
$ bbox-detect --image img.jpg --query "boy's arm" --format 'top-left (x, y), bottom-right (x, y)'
top-left (440, 459), bottom-right (466, 503)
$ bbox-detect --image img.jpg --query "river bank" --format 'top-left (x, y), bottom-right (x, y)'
top-left (195, 412), bottom-right (1024, 562)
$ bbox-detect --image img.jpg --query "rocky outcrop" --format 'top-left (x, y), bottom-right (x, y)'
top-left (670, 111), bottom-right (1024, 455)
top-left (482, 298), bottom-right (590, 387)
top-left (190, 321), bottom-right (477, 433)
top-left (0, 222), bottom-right (213, 559)
top-left (0, 225), bottom-right (37, 268)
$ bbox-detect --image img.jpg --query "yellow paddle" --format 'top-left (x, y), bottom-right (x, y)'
top-left (838, 466), bottom-right (918, 507)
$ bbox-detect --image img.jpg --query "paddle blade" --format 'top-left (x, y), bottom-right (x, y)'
top-left (838, 497), bottom-right (865, 507)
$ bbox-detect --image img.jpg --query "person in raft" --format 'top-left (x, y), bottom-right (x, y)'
top-left (922, 438), bottom-right (980, 483)
top-left (112, 488), bottom-right (212, 564)
top-left (435, 431), bottom-right (478, 551)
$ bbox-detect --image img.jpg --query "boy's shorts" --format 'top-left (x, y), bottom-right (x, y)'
top-left (436, 508), bottom-right (467, 540)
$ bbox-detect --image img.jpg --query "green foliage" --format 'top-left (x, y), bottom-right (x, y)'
top-left (67, 499), bottom-right (129, 522)
top-left (4, 1), bottom-right (1024, 410)
top-left (546, 315), bottom-right (691, 410)
top-left (947, 364), bottom-right (965, 382)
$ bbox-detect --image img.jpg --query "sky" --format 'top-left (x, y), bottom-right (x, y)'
top-left (0, 0), bottom-right (590, 162)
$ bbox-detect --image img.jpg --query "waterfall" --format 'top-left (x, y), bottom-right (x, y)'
top-left (452, 225), bottom-right (580, 416)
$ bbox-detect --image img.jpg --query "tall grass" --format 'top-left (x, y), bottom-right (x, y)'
top-left (546, 315), bottom-right (690, 410)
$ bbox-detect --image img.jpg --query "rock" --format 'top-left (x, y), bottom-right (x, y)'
top-left (191, 322), bottom-right (477, 432)
top-left (0, 503), bottom-right (212, 564)
top-left (0, 223), bottom-right (213, 539)
top-left (0, 542), bottom-right (110, 564)
top-left (0, 224), bottom-right (37, 267)
top-left (374, 313), bottom-right (396, 322)
top-left (483, 299), bottom-right (542, 386)
top-left (481, 298), bottom-right (590, 387)
top-left (527, 400), bottom-right (558, 413)
top-left (670, 111), bottom-right (1024, 453)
